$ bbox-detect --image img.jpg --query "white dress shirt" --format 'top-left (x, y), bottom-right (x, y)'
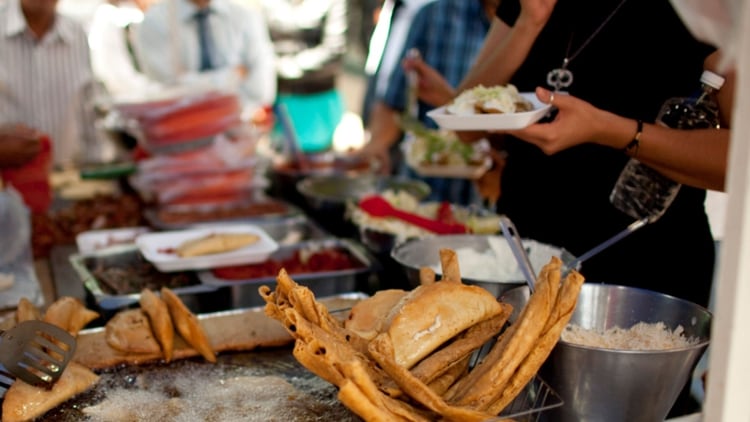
top-left (366, 0), bottom-right (437, 98)
top-left (88, 2), bottom-right (166, 101)
top-left (135, 0), bottom-right (277, 116)
top-left (0, 0), bottom-right (100, 167)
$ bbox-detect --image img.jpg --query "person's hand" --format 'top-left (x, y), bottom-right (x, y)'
top-left (352, 139), bottom-right (392, 175)
top-left (0, 124), bottom-right (44, 168)
top-left (474, 148), bottom-right (508, 206)
top-left (402, 55), bottom-right (455, 107)
top-left (518, 0), bottom-right (558, 29)
top-left (235, 64), bottom-right (249, 80)
top-left (506, 87), bottom-right (603, 155)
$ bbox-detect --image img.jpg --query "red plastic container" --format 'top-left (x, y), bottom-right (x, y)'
top-left (2, 135), bottom-right (52, 214)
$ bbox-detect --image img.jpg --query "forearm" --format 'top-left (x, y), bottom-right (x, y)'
top-left (592, 111), bottom-right (729, 191)
top-left (458, 16), bottom-right (544, 93)
top-left (366, 102), bottom-right (402, 152)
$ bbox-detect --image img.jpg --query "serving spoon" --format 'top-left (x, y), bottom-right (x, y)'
top-left (358, 195), bottom-right (467, 234)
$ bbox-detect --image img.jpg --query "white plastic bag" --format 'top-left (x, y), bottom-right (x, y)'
top-left (0, 187), bottom-right (42, 309)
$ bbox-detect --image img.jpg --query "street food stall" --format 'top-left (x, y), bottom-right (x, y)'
top-left (2, 1), bottom-right (750, 419)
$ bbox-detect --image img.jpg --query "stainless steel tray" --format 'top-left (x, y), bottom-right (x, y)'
top-left (143, 197), bottom-right (305, 230)
top-left (69, 244), bottom-right (218, 312)
top-left (197, 238), bottom-right (379, 308)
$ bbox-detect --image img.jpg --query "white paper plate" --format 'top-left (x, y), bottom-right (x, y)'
top-left (426, 92), bottom-right (552, 130)
top-left (403, 136), bottom-right (492, 179)
top-left (76, 227), bottom-right (151, 255)
top-left (135, 224), bottom-right (278, 272)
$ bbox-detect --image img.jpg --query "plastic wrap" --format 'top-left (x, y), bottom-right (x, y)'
top-left (0, 187), bottom-right (42, 310)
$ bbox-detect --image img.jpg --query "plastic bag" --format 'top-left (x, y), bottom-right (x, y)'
top-left (0, 187), bottom-right (42, 309)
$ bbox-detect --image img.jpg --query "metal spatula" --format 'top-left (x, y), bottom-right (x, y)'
top-left (0, 320), bottom-right (77, 389)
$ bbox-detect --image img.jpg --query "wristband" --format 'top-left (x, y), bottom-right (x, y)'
top-left (623, 119), bottom-right (643, 157)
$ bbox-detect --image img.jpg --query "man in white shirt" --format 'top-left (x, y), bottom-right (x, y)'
top-left (88, 0), bottom-right (164, 101)
top-left (0, 0), bottom-right (101, 168)
top-left (135, 0), bottom-right (277, 119)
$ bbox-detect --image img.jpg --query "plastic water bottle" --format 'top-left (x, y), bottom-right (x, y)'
top-left (610, 70), bottom-right (725, 222)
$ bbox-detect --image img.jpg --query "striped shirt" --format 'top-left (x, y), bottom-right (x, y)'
top-left (0, 0), bottom-right (98, 167)
top-left (382, 0), bottom-right (491, 126)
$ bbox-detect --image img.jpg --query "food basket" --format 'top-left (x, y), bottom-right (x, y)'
top-left (493, 374), bottom-right (563, 421)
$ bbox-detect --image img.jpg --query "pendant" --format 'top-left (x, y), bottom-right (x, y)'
top-left (547, 58), bottom-right (573, 91)
top-left (547, 67), bottom-right (573, 91)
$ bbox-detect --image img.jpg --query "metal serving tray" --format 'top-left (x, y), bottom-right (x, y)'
top-left (69, 244), bottom-right (219, 314)
top-left (143, 197), bottom-right (305, 230)
top-left (197, 238), bottom-right (379, 309)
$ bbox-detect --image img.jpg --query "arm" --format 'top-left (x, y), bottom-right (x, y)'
top-left (88, 5), bottom-right (165, 98)
top-left (404, 0), bottom-right (555, 107)
top-left (237, 8), bottom-right (277, 114)
top-left (358, 101), bottom-right (403, 174)
top-left (510, 87), bottom-right (729, 191)
top-left (0, 124), bottom-right (43, 168)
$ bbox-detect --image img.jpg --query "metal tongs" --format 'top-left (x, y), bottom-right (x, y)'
top-left (0, 320), bottom-right (77, 390)
top-left (499, 215), bottom-right (651, 295)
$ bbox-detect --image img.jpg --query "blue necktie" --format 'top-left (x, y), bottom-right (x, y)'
top-left (195, 9), bottom-right (213, 71)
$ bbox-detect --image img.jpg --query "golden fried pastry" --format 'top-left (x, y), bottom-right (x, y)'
top-left (2, 362), bottom-right (99, 422)
top-left (15, 297), bottom-right (41, 323)
top-left (344, 289), bottom-right (407, 340)
top-left (139, 288), bottom-right (175, 362)
top-left (105, 309), bottom-right (161, 354)
top-left (176, 233), bottom-right (259, 258)
top-left (43, 296), bottom-right (99, 336)
top-left (380, 280), bottom-right (507, 369)
top-left (161, 287), bottom-right (216, 362)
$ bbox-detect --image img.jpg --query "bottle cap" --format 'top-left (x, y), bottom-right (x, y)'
top-left (701, 70), bottom-right (726, 90)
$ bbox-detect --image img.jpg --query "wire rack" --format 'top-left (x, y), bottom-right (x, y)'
top-left (495, 374), bottom-right (563, 421)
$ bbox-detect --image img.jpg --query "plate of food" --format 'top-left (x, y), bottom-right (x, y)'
top-left (135, 224), bottom-right (278, 272)
top-left (402, 130), bottom-right (492, 179)
top-left (426, 85), bottom-right (552, 130)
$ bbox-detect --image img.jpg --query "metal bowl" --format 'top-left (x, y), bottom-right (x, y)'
top-left (296, 174), bottom-right (430, 210)
top-left (501, 283), bottom-right (711, 422)
top-left (295, 174), bottom-right (430, 237)
top-left (390, 234), bottom-right (564, 297)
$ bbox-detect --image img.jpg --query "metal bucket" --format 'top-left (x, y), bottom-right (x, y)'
top-left (502, 283), bottom-right (711, 422)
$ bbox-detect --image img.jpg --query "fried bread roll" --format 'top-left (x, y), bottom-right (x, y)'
top-left (139, 288), bottom-right (175, 362)
top-left (161, 287), bottom-right (216, 362)
top-left (176, 233), bottom-right (259, 257)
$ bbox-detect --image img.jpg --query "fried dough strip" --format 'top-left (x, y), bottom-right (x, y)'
top-left (419, 267), bottom-right (436, 286)
top-left (293, 339), bottom-right (346, 387)
top-left (139, 288), bottom-right (175, 362)
top-left (410, 306), bottom-right (511, 385)
top-left (487, 270), bottom-right (585, 414)
top-left (161, 287), bottom-right (216, 363)
top-left (338, 360), bottom-right (433, 422)
top-left (427, 355), bottom-right (470, 397)
top-left (284, 307), bottom-right (400, 396)
top-left (369, 334), bottom-right (501, 422)
top-left (439, 249), bottom-right (461, 283)
top-left (449, 257), bottom-right (560, 409)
